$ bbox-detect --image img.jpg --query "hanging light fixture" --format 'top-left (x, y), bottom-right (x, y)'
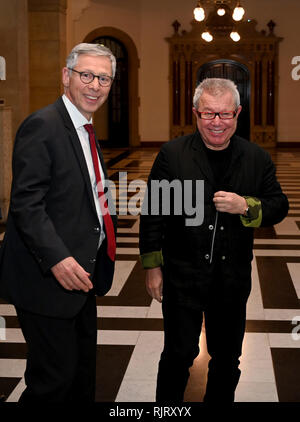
top-left (230, 30), bottom-right (241, 42)
top-left (216, 1), bottom-right (226, 16)
top-left (232, 1), bottom-right (245, 21)
top-left (193, 0), bottom-right (245, 42)
top-left (193, 1), bottom-right (205, 22)
top-left (201, 31), bottom-right (213, 42)
top-left (217, 7), bottom-right (226, 16)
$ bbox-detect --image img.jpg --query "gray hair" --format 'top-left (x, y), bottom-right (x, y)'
top-left (193, 78), bottom-right (240, 109)
top-left (66, 43), bottom-right (116, 78)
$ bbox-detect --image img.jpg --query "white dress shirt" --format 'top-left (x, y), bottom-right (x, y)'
top-left (62, 94), bottom-right (105, 248)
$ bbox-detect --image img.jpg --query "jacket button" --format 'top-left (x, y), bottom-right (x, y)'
top-left (89, 258), bottom-right (96, 264)
top-left (205, 254), bottom-right (210, 260)
top-left (221, 256), bottom-right (226, 260)
top-left (220, 226), bottom-right (224, 230)
top-left (94, 227), bottom-right (100, 233)
top-left (208, 225), bottom-right (214, 230)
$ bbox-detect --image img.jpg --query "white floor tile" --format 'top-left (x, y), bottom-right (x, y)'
top-left (0, 328), bottom-right (25, 343)
top-left (97, 306), bottom-right (149, 318)
top-left (6, 378), bottom-right (25, 402)
top-left (121, 331), bottom-right (163, 381)
top-left (264, 308), bottom-right (300, 321)
top-left (116, 380), bottom-right (155, 402)
top-left (287, 263), bottom-right (300, 298)
top-left (116, 248), bottom-right (139, 254)
top-left (117, 237), bottom-right (139, 243)
top-left (146, 299), bottom-right (163, 319)
top-left (274, 217), bottom-right (300, 236)
top-left (268, 333), bottom-right (300, 348)
top-left (254, 250), bottom-right (300, 256)
top-left (108, 261), bottom-right (136, 296)
top-left (0, 305), bottom-right (16, 316)
top-left (235, 382), bottom-right (278, 402)
top-left (241, 333), bottom-right (272, 360)
top-left (97, 330), bottom-right (141, 345)
top-left (0, 359), bottom-right (26, 377)
top-left (246, 257), bottom-right (265, 320)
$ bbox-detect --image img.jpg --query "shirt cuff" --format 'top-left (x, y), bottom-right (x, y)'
top-left (240, 196), bottom-right (262, 228)
top-left (140, 250), bottom-right (164, 269)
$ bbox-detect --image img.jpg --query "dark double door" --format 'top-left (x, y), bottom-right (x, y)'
top-left (197, 60), bottom-right (250, 140)
top-left (92, 36), bottom-right (129, 147)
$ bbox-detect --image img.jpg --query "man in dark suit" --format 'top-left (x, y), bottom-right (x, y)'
top-left (139, 78), bottom-right (289, 402)
top-left (0, 43), bottom-right (117, 402)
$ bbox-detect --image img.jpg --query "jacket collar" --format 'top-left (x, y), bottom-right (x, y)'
top-left (191, 130), bottom-right (244, 190)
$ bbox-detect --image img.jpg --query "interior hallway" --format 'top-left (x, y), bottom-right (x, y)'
top-left (0, 145), bottom-right (300, 402)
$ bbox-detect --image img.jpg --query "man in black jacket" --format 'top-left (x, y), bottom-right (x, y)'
top-left (0, 43), bottom-right (117, 402)
top-left (139, 78), bottom-right (289, 402)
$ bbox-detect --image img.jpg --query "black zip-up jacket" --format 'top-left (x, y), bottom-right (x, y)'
top-left (139, 132), bottom-right (289, 307)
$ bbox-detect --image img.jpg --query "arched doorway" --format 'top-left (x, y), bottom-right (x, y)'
top-left (197, 60), bottom-right (250, 140)
top-left (84, 27), bottom-right (140, 147)
top-left (92, 36), bottom-right (128, 147)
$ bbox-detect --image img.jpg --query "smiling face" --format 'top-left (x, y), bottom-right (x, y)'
top-left (193, 91), bottom-right (242, 150)
top-left (62, 54), bottom-right (113, 121)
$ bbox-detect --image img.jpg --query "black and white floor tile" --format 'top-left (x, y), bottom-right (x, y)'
top-left (0, 147), bottom-right (300, 402)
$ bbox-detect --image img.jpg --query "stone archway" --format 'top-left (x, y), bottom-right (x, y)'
top-left (84, 27), bottom-right (140, 147)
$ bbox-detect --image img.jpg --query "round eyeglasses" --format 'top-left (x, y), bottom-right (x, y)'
top-left (195, 110), bottom-right (238, 120)
top-left (68, 68), bottom-right (113, 87)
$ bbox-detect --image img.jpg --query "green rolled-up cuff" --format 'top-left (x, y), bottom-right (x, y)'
top-left (140, 250), bottom-right (164, 269)
top-left (240, 196), bottom-right (262, 228)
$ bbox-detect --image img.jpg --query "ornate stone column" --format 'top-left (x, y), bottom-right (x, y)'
top-left (28, 0), bottom-right (67, 112)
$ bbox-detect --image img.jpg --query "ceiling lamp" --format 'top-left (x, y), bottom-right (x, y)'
top-left (193, 0), bottom-right (245, 42)
top-left (230, 30), bottom-right (241, 42)
top-left (201, 31), bottom-right (213, 42)
top-left (194, 1), bottom-right (205, 22)
top-left (232, 1), bottom-right (245, 21)
top-left (217, 7), bottom-right (226, 16)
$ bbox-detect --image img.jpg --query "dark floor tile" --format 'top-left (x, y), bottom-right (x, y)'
top-left (0, 343), bottom-right (27, 359)
top-left (256, 257), bottom-right (300, 309)
top-left (245, 320), bottom-right (296, 333)
top-left (117, 219), bottom-right (138, 229)
top-left (97, 261), bottom-right (152, 307)
top-left (116, 242), bottom-right (139, 248)
top-left (0, 378), bottom-right (22, 402)
top-left (105, 151), bottom-right (131, 168)
top-left (95, 345), bottom-right (134, 402)
top-left (254, 227), bottom-right (277, 238)
top-left (0, 316), bottom-right (19, 329)
top-left (98, 318), bottom-right (163, 331)
top-left (271, 348), bottom-right (300, 402)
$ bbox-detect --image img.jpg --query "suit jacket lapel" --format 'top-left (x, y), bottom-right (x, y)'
top-left (53, 97), bottom-right (97, 214)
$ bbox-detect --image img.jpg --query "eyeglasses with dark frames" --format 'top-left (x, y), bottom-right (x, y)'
top-left (68, 68), bottom-right (113, 87)
top-left (195, 110), bottom-right (238, 120)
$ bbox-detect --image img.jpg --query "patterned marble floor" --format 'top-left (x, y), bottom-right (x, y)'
top-left (0, 146), bottom-right (300, 403)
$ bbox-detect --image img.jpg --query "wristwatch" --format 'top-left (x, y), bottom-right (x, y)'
top-left (243, 206), bottom-right (250, 218)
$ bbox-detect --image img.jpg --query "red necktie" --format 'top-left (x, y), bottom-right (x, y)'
top-left (84, 124), bottom-right (116, 262)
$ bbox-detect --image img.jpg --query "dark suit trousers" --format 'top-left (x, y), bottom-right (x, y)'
top-left (16, 293), bottom-right (97, 403)
top-left (156, 292), bottom-right (246, 402)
